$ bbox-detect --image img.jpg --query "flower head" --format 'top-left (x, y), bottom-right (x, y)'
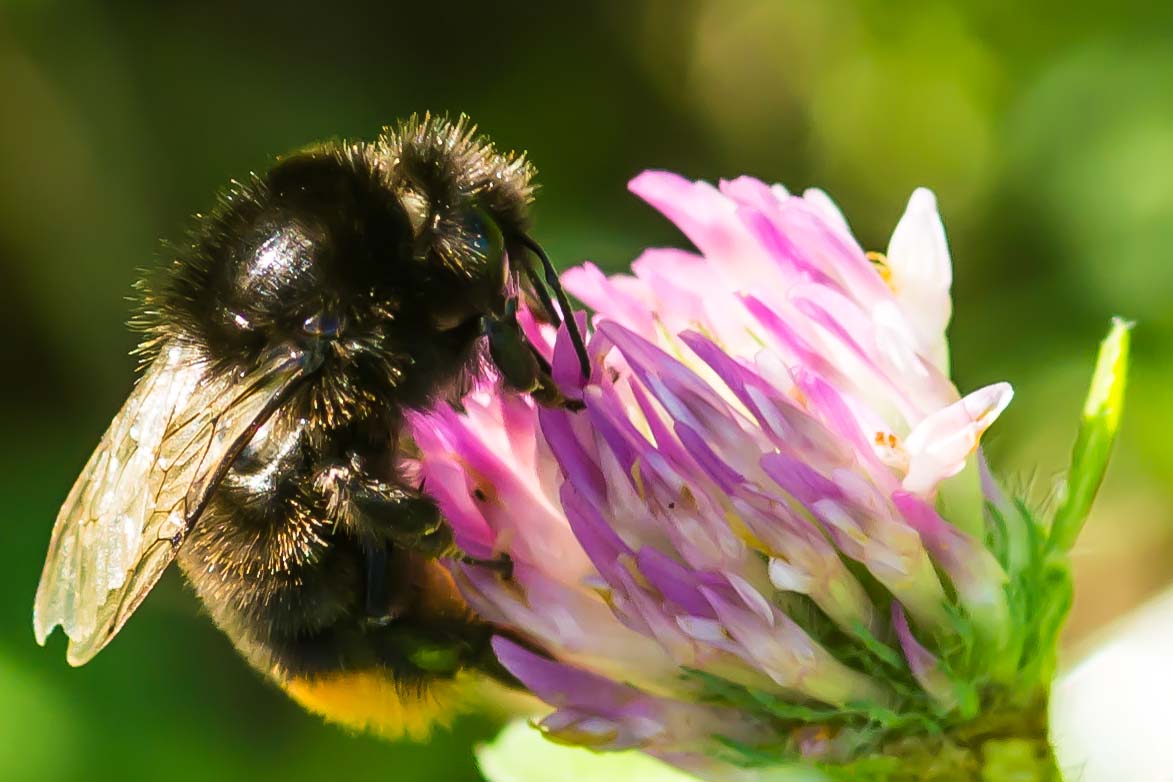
top-left (409, 173), bottom-right (1126, 781)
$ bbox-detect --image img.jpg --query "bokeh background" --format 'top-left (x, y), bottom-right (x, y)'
top-left (2, 2), bottom-right (1170, 780)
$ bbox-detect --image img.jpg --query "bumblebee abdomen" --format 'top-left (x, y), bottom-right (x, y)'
top-left (281, 669), bottom-right (469, 740)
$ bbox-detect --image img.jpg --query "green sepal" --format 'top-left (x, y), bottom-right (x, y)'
top-left (1049, 318), bottom-right (1131, 554)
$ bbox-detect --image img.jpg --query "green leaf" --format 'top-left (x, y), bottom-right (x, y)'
top-left (1049, 317), bottom-right (1131, 554)
top-left (476, 720), bottom-right (700, 782)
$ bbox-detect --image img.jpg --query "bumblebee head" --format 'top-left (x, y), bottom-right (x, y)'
top-left (139, 116), bottom-right (585, 427)
top-left (376, 114), bottom-right (537, 331)
top-left (375, 115), bottom-right (591, 390)
top-left (137, 117), bottom-right (545, 419)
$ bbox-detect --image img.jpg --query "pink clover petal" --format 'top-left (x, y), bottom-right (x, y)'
top-left (405, 173), bottom-right (1037, 775)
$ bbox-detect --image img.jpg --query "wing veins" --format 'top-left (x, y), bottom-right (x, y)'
top-left (34, 343), bottom-right (318, 664)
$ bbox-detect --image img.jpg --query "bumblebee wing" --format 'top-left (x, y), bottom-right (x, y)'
top-left (34, 341), bottom-right (318, 665)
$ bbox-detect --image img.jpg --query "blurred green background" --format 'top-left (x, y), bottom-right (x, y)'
top-left (2, 1), bottom-right (1170, 780)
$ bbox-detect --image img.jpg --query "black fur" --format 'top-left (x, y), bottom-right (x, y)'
top-left (142, 116), bottom-right (533, 688)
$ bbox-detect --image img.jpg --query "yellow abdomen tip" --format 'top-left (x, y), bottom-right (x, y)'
top-left (282, 670), bottom-right (461, 741)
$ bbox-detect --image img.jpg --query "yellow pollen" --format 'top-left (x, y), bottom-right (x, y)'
top-left (618, 553), bottom-right (653, 590)
top-left (593, 586), bottom-right (617, 608)
top-left (866, 251), bottom-right (895, 288)
top-left (630, 458), bottom-right (647, 501)
top-left (724, 507), bottom-right (760, 549)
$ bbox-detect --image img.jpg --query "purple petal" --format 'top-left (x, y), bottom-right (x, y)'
top-left (892, 491), bottom-right (1009, 642)
top-left (493, 636), bottom-right (628, 711)
top-left (538, 406), bottom-right (606, 507)
top-left (740, 294), bottom-right (835, 379)
top-left (891, 603), bottom-right (957, 710)
top-left (760, 451), bottom-right (842, 507)
top-left (674, 422), bottom-right (745, 493)
top-left (560, 482), bottom-right (633, 586)
top-left (635, 547), bottom-right (719, 618)
top-left (551, 311), bottom-right (593, 392)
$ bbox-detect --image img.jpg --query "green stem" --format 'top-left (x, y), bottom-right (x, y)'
top-left (824, 700), bottom-right (1060, 782)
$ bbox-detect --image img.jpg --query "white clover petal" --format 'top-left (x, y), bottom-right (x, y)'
top-left (768, 557), bottom-right (813, 594)
top-left (903, 383), bottom-right (1014, 495)
top-left (886, 188), bottom-right (953, 373)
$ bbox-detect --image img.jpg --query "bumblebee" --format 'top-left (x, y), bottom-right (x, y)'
top-left (33, 115), bottom-right (587, 738)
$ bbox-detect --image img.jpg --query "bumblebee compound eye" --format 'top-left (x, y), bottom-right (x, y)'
top-left (464, 208), bottom-right (508, 291)
top-left (302, 312), bottom-right (343, 337)
top-left (432, 208), bottom-right (510, 331)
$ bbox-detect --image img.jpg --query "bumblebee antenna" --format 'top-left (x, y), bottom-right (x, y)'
top-left (518, 235), bottom-right (591, 380)
top-left (519, 261), bottom-right (562, 328)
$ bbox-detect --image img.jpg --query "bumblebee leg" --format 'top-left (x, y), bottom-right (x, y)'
top-left (371, 617), bottom-right (495, 677)
top-left (365, 544), bottom-right (390, 619)
top-left (315, 458), bottom-right (513, 577)
top-left (352, 483), bottom-right (453, 554)
top-left (485, 299), bottom-right (585, 412)
top-left (458, 551), bottom-right (513, 578)
top-left (316, 460), bottom-right (452, 553)
top-left (363, 544), bottom-right (412, 626)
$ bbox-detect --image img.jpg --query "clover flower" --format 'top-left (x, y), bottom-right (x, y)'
top-left (409, 173), bottom-right (1128, 781)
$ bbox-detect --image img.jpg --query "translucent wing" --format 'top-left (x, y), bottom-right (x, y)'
top-left (34, 341), bottom-right (318, 665)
